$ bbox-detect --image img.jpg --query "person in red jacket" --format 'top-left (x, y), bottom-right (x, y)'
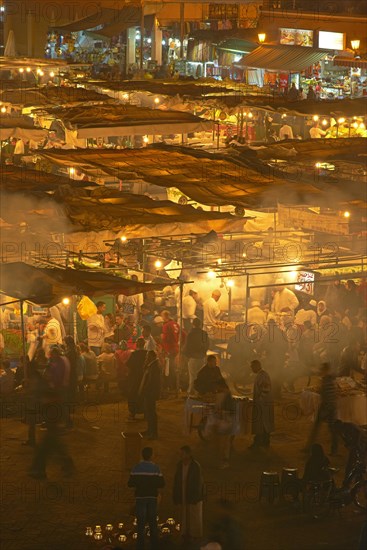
top-left (161, 310), bottom-right (183, 391)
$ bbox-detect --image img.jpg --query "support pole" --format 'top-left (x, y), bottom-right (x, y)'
top-left (177, 281), bottom-right (184, 396)
top-left (228, 287), bottom-right (232, 320)
top-left (20, 300), bottom-right (28, 380)
top-left (180, 2), bottom-right (185, 59)
top-left (140, 1), bottom-right (145, 70)
top-left (245, 273), bottom-right (249, 324)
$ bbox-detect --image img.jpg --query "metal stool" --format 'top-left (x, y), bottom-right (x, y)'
top-left (259, 471), bottom-right (280, 504)
top-left (281, 468), bottom-right (299, 500)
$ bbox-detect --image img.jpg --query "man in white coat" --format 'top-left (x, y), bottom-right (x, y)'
top-left (271, 278), bottom-right (299, 314)
top-left (87, 301), bottom-right (106, 356)
top-left (203, 290), bottom-right (222, 335)
top-left (247, 301), bottom-right (267, 326)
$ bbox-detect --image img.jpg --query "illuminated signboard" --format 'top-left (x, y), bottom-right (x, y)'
top-left (280, 28), bottom-right (313, 47)
top-left (295, 271), bottom-right (315, 295)
top-left (318, 31), bottom-right (345, 50)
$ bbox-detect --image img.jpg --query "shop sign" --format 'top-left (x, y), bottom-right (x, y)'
top-left (280, 28), bottom-right (313, 47)
top-left (209, 4), bottom-right (239, 19)
top-left (295, 271), bottom-right (315, 295)
top-left (318, 31), bottom-right (345, 51)
top-left (279, 73), bottom-right (288, 88)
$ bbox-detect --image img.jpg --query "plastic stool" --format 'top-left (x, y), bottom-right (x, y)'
top-left (281, 468), bottom-right (299, 500)
top-left (259, 472), bottom-right (280, 504)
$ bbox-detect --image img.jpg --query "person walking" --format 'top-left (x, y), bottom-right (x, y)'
top-left (183, 318), bottom-right (209, 395)
top-left (126, 338), bottom-right (147, 421)
top-left (29, 350), bottom-right (74, 479)
top-left (128, 447), bottom-right (165, 550)
top-left (161, 310), bottom-right (180, 391)
top-left (139, 350), bottom-right (161, 440)
top-left (249, 359), bottom-right (274, 449)
top-left (305, 362), bottom-right (338, 455)
top-left (173, 445), bottom-right (204, 545)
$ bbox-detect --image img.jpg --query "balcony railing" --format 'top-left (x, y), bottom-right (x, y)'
top-left (262, 0), bottom-right (367, 16)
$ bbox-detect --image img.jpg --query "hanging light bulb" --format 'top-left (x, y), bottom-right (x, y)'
top-left (227, 279), bottom-right (235, 288)
top-left (321, 119), bottom-right (328, 126)
top-left (154, 260), bottom-right (162, 269)
top-left (207, 270), bottom-right (216, 279)
top-left (312, 115), bottom-right (319, 122)
top-left (120, 235), bottom-right (127, 242)
top-left (343, 211), bottom-right (350, 218)
top-left (62, 297), bottom-right (70, 305)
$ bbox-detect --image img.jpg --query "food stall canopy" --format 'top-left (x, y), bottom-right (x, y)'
top-left (333, 56), bottom-right (367, 69)
top-left (237, 45), bottom-right (330, 71)
top-left (38, 145), bottom-right (367, 211)
top-left (0, 166), bottom-right (97, 193)
top-left (51, 8), bottom-right (117, 33)
top-left (45, 104), bottom-right (213, 138)
top-left (0, 116), bottom-right (47, 141)
top-left (0, 262), bottom-right (170, 306)
top-left (95, 11), bottom-right (153, 39)
top-left (0, 176), bottom-right (247, 235)
top-left (51, 6), bottom-right (147, 38)
top-left (0, 86), bottom-right (110, 107)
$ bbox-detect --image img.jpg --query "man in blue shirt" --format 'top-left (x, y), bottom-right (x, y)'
top-left (128, 447), bottom-right (165, 549)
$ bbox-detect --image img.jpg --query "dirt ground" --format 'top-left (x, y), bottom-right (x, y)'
top-left (0, 377), bottom-right (365, 550)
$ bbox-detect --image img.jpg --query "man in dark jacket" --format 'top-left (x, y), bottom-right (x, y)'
top-left (173, 445), bottom-right (203, 544)
top-left (126, 338), bottom-right (147, 421)
top-left (139, 350), bottom-right (161, 439)
top-left (128, 447), bottom-right (165, 550)
top-left (184, 318), bottom-right (209, 394)
top-left (194, 355), bottom-right (228, 395)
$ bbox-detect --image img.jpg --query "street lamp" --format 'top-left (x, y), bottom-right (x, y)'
top-left (258, 33), bottom-right (266, 44)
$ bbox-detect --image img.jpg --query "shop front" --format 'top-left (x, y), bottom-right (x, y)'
top-left (235, 44), bottom-right (330, 92)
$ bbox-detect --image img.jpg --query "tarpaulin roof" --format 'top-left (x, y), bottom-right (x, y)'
top-left (52, 6), bottom-right (146, 37)
top-left (45, 104), bottom-right (213, 137)
top-left (0, 86), bottom-right (109, 107)
top-left (0, 115), bottom-right (48, 141)
top-left (0, 169), bottom-right (246, 235)
top-left (237, 45), bottom-right (330, 71)
top-left (51, 186), bottom-right (242, 231)
top-left (0, 166), bottom-right (97, 194)
top-left (38, 145), bottom-right (367, 211)
top-left (93, 8), bottom-right (143, 38)
top-left (0, 262), bottom-right (169, 305)
top-left (89, 80), bottom-right (367, 116)
top-left (52, 8), bottom-right (117, 33)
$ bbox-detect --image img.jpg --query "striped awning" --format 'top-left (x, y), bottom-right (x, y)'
top-left (333, 57), bottom-right (367, 69)
top-left (237, 45), bottom-right (330, 72)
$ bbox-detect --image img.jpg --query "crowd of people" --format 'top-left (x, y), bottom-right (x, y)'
top-left (0, 274), bottom-right (366, 548)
